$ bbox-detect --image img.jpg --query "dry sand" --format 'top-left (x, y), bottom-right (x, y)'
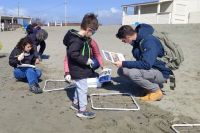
top-left (0, 24), bottom-right (200, 133)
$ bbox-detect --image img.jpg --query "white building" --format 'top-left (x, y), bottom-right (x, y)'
top-left (122, 0), bottom-right (200, 25)
top-left (0, 15), bottom-right (31, 31)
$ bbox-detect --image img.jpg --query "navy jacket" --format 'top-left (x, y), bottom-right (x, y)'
top-left (63, 29), bottom-right (95, 79)
top-left (122, 24), bottom-right (171, 79)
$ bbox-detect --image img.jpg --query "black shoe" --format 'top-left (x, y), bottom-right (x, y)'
top-left (70, 103), bottom-right (79, 111)
top-left (30, 83), bottom-right (43, 94)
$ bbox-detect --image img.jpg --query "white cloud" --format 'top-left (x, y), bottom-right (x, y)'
top-left (98, 7), bottom-right (121, 18)
top-left (110, 7), bottom-right (119, 13)
top-left (0, 6), bottom-right (6, 15)
top-left (97, 7), bottom-right (122, 25)
top-left (0, 6), bottom-right (28, 16)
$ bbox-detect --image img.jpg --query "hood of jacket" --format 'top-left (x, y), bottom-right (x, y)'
top-left (135, 24), bottom-right (154, 42)
top-left (63, 29), bottom-right (89, 47)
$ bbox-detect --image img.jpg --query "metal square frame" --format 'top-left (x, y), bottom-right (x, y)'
top-left (90, 92), bottom-right (140, 111)
top-left (42, 79), bottom-right (75, 92)
top-left (171, 124), bottom-right (200, 133)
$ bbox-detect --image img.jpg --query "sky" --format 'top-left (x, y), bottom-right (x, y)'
top-left (0, 0), bottom-right (136, 25)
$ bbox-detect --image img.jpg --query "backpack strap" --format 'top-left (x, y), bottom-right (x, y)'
top-left (139, 39), bottom-right (145, 53)
top-left (82, 41), bottom-right (91, 58)
top-left (82, 41), bottom-right (92, 69)
top-left (168, 70), bottom-right (176, 90)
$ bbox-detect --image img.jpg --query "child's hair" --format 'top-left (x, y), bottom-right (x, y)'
top-left (16, 37), bottom-right (34, 52)
top-left (32, 22), bottom-right (38, 28)
top-left (116, 25), bottom-right (136, 39)
top-left (81, 13), bottom-right (99, 31)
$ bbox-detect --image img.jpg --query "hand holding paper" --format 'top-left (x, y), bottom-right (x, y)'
top-left (17, 52), bottom-right (25, 61)
top-left (113, 61), bottom-right (123, 68)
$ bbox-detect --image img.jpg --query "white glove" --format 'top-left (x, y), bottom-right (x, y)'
top-left (64, 74), bottom-right (71, 82)
top-left (17, 52), bottom-right (25, 61)
top-left (86, 58), bottom-right (94, 65)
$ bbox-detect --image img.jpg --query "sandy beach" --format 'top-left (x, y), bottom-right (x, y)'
top-left (0, 24), bottom-right (200, 133)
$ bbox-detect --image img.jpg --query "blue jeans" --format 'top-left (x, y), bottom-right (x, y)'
top-left (13, 67), bottom-right (42, 86)
top-left (91, 57), bottom-right (100, 70)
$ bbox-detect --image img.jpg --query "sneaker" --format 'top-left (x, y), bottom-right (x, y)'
top-left (140, 88), bottom-right (163, 101)
top-left (70, 103), bottom-right (79, 111)
top-left (30, 83), bottom-right (43, 94)
top-left (76, 110), bottom-right (96, 119)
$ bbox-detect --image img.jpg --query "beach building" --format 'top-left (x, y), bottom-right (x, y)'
top-left (0, 15), bottom-right (31, 31)
top-left (122, 0), bottom-right (200, 25)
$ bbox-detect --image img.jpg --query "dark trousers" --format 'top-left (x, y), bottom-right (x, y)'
top-left (33, 41), bottom-right (46, 57)
top-left (38, 41), bottom-right (46, 56)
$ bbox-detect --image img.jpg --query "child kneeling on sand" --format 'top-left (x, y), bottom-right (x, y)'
top-left (9, 37), bottom-right (43, 94)
top-left (63, 13), bottom-right (99, 119)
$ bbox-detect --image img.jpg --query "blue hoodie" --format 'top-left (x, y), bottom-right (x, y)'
top-left (122, 24), bottom-right (171, 79)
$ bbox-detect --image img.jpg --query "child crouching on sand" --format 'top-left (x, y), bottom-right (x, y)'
top-left (9, 37), bottom-right (43, 94)
top-left (63, 13), bottom-right (99, 119)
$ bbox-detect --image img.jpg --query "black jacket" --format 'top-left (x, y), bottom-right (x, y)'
top-left (9, 47), bottom-right (37, 68)
top-left (63, 29), bottom-right (94, 79)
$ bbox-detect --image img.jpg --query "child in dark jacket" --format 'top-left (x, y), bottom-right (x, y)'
top-left (9, 37), bottom-right (42, 94)
top-left (64, 39), bottom-right (103, 82)
top-left (63, 13), bottom-right (99, 119)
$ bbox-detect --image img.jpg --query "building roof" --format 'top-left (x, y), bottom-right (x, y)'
top-left (0, 15), bottom-right (31, 19)
top-left (122, 0), bottom-right (172, 7)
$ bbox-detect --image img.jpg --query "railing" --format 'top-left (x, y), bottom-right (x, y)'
top-left (157, 12), bottom-right (171, 24)
top-left (122, 12), bottom-right (171, 25)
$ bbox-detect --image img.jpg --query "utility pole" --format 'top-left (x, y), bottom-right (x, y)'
top-left (18, 1), bottom-right (20, 16)
top-left (97, 8), bottom-right (99, 16)
top-left (64, 0), bottom-right (67, 26)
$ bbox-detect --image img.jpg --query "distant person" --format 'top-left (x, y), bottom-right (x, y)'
top-left (63, 13), bottom-right (99, 119)
top-left (114, 24), bottom-right (171, 101)
top-left (26, 23), bottom-right (48, 61)
top-left (9, 37), bottom-right (43, 94)
top-left (64, 39), bottom-right (103, 82)
top-left (1, 22), bottom-right (5, 31)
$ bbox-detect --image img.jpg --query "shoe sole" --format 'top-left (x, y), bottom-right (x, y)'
top-left (76, 113), bottom-right (96, 119)
top-left (30, 90), bottom-right (43, 94)
top-left (70, 105), bottom-right (78, 111)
